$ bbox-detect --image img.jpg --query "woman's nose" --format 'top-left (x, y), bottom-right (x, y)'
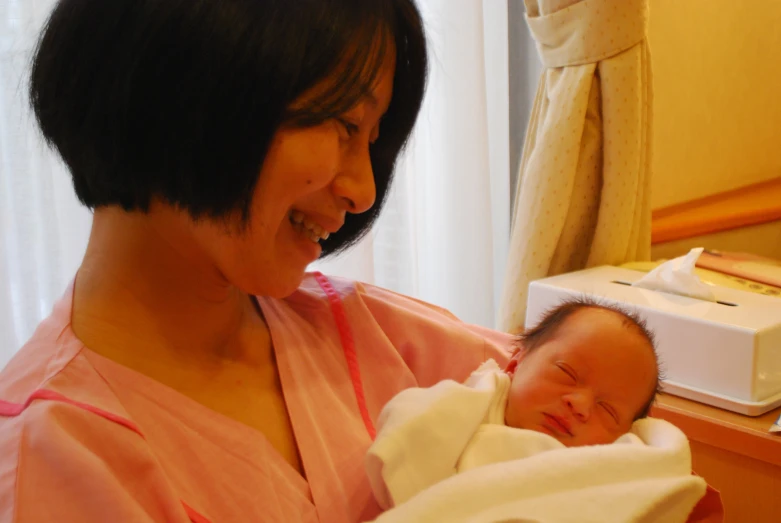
top-left (332, 147), bottom-right (376, 214)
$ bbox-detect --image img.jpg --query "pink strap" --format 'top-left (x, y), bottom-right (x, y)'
top-left (0, 388), bottom-right (145, 436)
top-left (313, 272), bottom-right (377, 440)
top-left (182, 501), bottom-right (212, 523)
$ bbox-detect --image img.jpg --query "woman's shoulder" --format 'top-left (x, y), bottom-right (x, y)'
top-left (308, 273), bottom-right (515, 346)
top-left (0, 287), bottom-right (81, 402)
top-left (0, 313), bottom-right (181, 519)
top-left (0, 326), bottom-right (136, 436)
top-left (289, 272), bottom-right (460, 321)
top-left (0, 287), bottom-right (138, 444)
top-left (0, 380), bottom-right (183, 521)
top-left (283, 273), bottom-right (515, 385)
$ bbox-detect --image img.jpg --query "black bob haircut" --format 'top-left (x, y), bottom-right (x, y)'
top-left (517, 296), bottom-right (665, 421)
top-left (29, 0), bottom-right (428, 256)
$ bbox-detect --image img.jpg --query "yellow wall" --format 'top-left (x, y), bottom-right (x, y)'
top-left (649, 0), bottom-right (781, 209)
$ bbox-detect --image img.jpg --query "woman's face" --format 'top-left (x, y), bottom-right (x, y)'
top-left (191, 53), bottom-right (395, 298)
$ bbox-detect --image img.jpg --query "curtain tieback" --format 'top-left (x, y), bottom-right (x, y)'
top-left (526, 0), bottom-right (648, 68)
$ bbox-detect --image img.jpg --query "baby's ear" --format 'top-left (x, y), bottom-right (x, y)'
top-left (504, 345), bottom-right (524, 375)
top-left (504, 357), bottom-right (519, 376)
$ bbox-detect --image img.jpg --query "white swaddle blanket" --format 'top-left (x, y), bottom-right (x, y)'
top-left (365, 360), bottom-right (706, 523)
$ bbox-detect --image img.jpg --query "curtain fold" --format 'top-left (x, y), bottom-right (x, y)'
top-left (499, 0), bottom-right (653, 333)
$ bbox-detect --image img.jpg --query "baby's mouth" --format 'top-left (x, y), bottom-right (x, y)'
top-left (543, 414), bottom-right (573, 437)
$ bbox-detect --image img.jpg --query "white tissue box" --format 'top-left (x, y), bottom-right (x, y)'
top-left (525, 266), bottom-right (781, 416)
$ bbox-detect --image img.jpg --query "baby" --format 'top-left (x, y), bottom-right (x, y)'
top-left (503, 296), bottom-right (661, 447)
top-left (366, 297), bottom-right (674, 514)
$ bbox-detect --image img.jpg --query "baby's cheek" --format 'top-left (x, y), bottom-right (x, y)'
top-left (504, 401), bottom-right (522, 428)
top-left (505, 398), bottom-right (534, 430)
top-left (585, 429), bottom-right (619, 446)
top-left (605, 423), bottom-right (631, 444)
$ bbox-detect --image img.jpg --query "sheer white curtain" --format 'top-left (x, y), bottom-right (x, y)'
top-left (0, 0), bottom-right (92, 366)
top-left (314, 0), bottom-right (511, 329)
top-left (0, 0), bottom-right (510, 366)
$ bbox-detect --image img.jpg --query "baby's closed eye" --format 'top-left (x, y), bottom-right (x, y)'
top-left (598, 402), bottom-right (619, 423)
top-left (555, 362), bottom-right (577, 382)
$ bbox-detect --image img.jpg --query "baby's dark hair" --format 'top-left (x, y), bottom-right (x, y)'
top-left (518, 296), bottom-right (664, 421)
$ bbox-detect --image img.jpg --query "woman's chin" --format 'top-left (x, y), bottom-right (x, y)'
top-left (241, 269), bottom-right (307, 299)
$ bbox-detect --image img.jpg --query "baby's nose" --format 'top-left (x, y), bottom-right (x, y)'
top-left (565, 392), bottom-right (592, 421)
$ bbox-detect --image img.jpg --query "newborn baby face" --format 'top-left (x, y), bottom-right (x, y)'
top-left (504, 308), bottom-right (658, 447)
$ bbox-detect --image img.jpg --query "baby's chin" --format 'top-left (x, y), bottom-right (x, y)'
top-left (518, 424), bottom-right (618, 448)
top-left (548, 432), bottom-right (623, 448)
top-left (505, 420), bottom-right (570, 445)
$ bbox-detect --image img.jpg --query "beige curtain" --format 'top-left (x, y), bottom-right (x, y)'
top-left (498, 0), bottom-right (652, 333)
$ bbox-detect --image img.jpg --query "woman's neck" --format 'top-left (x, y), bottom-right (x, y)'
top-left (71, 207), bottom-right (271, 373)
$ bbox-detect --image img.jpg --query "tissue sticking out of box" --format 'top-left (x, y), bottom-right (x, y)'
top-left (632, 248), bottom-right (716, 302)
top-left (771, 412), bottom-right (781, 434)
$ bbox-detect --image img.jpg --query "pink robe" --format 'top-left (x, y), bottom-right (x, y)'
top-left (0, 273), bottom-right (514, 522)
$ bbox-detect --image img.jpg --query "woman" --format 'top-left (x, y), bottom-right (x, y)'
top-left (0, 1), bottom-right (513, 521)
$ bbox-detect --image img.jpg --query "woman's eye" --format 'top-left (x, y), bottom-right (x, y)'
top-left (337, 118), bottom-right (360, 138)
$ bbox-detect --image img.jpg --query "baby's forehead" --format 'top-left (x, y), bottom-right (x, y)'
top-left (550, 311), bottom-right (656, 370)
top-left (565, 305), bottom-right (633, 327)
top-left (562, 307), bottom-right (650, 342)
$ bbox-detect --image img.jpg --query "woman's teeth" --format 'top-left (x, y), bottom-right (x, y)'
top-left (289, 210), bottom-right (330, 243)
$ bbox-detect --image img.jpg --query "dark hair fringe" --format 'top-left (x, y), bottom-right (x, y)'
top-left (28, 0), bottom-right (428, 256)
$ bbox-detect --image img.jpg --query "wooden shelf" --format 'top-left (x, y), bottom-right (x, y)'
top-left (651, 393), bottom-right (781, 467)
top-left (652, 394), bottom-right (781, 522)
top-left (651, 178), bottom-right (781, 244)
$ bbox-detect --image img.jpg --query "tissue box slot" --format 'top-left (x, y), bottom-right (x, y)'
top-left (610, 281), bottom-right (738, 307)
